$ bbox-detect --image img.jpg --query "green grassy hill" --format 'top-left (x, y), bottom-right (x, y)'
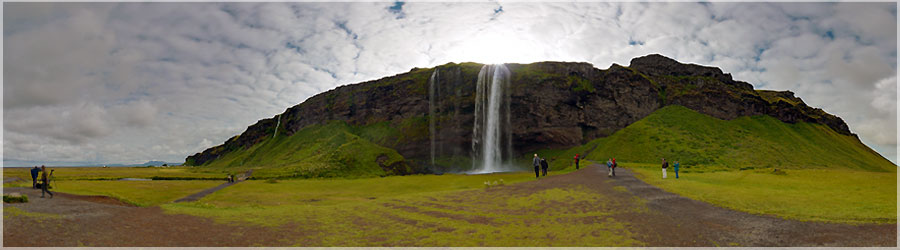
top-left (193, 121), bottom-right (411, 178)
top-left (580, 105), bottom-right (894, 172)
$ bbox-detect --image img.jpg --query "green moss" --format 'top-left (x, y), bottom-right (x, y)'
top-left (569, 75), bottom-right (595, 93)
top-left (3, 194), bottom-right (28, 203)
top-left (583, 105), bottom-right (895, 172)
top-left (196, 121), bottom-right (407, 179)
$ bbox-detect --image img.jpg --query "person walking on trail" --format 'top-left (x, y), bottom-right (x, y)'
top-left (40, 165), bottom-right (53, 198)
top-left (533, 154), bottom-right (541, 178)
top-left (30, 166), bottom-right (40, 189)
top-left (540, 158), bottom-right (549, 176)
top-left (661, 158), bottom-right (668, 179)
top-left (674, 161), bottom-right (680, 179)
top-left (574, 154), bottom-right (580, 169)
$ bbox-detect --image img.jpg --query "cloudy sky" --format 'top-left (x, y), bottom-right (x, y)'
top-left (3, 2), bottom-right (897, 166)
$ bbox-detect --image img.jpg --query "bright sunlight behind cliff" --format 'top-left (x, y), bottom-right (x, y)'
top-left (447, 32), bottom-right (545, 64)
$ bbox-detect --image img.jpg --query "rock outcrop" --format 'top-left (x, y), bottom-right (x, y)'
top-left (186, 54), bottom-right (854, 171)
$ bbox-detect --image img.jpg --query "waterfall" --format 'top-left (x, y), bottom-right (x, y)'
top-left (272, 114), bottom-right (281, 139)
top-left (472, 64), bottom-right (512, 173)
top-left (429, 69), bottom-right (440, 167)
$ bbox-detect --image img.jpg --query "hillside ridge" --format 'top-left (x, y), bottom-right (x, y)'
top-left (185, 54), bottom-right (864, 174)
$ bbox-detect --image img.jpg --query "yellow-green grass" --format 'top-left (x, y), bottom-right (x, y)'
top-left (628, 164), bottom-right (896, 224)
top-left (3, 167), bottom-right (224, 181)
top-left (4, 206), bottom-right (63, 221)
top-left (50, 180), bottom-right (222, 207)
top-left (163, 172), bottom-right (645, 246)
top-left (170, 172), bottom-right (542, 210)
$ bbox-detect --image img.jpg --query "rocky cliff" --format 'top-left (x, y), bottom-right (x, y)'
top-left (186, 54), bottom-right (854, 170)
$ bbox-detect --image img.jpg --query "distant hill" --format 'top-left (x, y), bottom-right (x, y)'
top-left (2, 160), bottom-right (182, 168)
top-left (186, 54), bottom-right (891, 177)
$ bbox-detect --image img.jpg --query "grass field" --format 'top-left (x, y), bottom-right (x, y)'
top-left (627, 163), bottom-right (897, 224)
top-left (162, 169), bottom-right (641, 246)
top-left (163, 171), bottom-right (555, 224)
top-left (47, 180), bottom-right (222, 206)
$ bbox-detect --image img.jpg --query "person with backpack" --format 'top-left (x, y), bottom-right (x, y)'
top-left (532, 154), bottom-right (541, 178)
top-left (574, 154), bottom-right (580, 170)
top-left (674, 161), bottom-right (680, 179)
top-left (40, 165), bottom-right (53, 198)
top-left (540, 158), bottom-right (549, 176)
top-left (661, 158), bottom-right (668, 179)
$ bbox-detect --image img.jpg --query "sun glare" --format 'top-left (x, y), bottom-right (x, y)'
top-left (448, 33), bottom-right (543, 64)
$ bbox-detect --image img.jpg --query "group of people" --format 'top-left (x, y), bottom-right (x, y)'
top-left (531, 153), bottom-right (585, 178)
top-left (532, 154), bottom-right (550, 178)
top-left (29, 165), bottom-right (54, 198)
top-left (529, 153), bottom-right (682, 180)
top-left (606, 158), bottom-right (617, 177)
top-left (661, 158), bottom-right (680, 179)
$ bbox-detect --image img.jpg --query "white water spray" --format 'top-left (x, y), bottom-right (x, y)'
top-left (429, 69), bottom-right (440, 167)
top-left (471, 64), bottom-right (512, 173)
top-left (273, 114), bottom-right (281, 139)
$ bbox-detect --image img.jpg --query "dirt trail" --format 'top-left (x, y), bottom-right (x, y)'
top-left (175, 170), bottom-right (251, 203)
top-left (3, 164), bottom-right (895, 246)
top-left (3, 186), bottom-right (306, 247)
top-left (595, 164), bottom-right (895, 246)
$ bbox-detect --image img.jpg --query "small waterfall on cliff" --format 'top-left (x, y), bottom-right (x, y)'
top-left (272, 114), bottom-right (281, 139)
top-left (472, 64), bottom-right (512, 173)
top-left (429, 69), bottom-right (440, 167)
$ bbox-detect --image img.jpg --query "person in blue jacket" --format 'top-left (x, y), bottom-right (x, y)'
top-left (30, 166), bottom-right (40, 189)
top-left (674, 161), bottom-right (680, 179)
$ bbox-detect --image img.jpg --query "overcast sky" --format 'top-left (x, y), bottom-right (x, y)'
top-left (3, 2), bottom-right (897, 166)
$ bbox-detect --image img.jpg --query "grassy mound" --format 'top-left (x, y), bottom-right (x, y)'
top-left (194, 121), bottom-right (409, 179)
top-left (582, 105), bottom-right (894, 172)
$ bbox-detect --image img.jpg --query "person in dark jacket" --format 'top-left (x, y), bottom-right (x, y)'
top-left (40, 165), bottom-right (53, 198)
top-left (540, 158), bottom-right (549, 176)
top-left (611, 158), bottom-right (617, 177)
top-left (532, 154), bottom-right (541, 178)
top-left (661, 158), bottom-right (668, 179)
top-left (31, 166), bottom-right (40, 189)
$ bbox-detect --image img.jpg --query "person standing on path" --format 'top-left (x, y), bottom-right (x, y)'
top-left (30, 166), bottom-right (40, 189)
top-left (540, 158), bottom-right (549, 176)
top-left (606, 159), bottom-right (613, 176)
top-left (574, 154), bottom-right (580, 169)
top-left (661, 158), bottom-right (668, 179)
top-left (611, 158), bottom-right (617, 177)
top-left (674, 161), bottom-right (680, 179)
top-left (533, 154), bottom-right (541, 178)
top-left (40, 165), bottom-right (53, 198)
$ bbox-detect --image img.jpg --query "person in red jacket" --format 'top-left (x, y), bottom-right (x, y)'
top-left (574, 154), bottom-right (580, 169)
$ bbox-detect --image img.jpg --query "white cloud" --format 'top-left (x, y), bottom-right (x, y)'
top-left (3, 2), bottom-right (896, 165)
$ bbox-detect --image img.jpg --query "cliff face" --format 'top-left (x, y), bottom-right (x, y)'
top-left (186, 54), bottom-right (853, 169)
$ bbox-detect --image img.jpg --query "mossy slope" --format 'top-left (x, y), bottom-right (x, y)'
top-left (195, 121), bottom-right (409, 178)
top-left (584, 105), bottom-right (894, 172)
